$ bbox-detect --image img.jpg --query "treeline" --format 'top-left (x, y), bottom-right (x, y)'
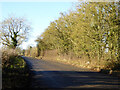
top-left (26, 2), bottom-right (120, 70)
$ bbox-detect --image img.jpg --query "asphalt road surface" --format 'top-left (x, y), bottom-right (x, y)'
top-left (22, 56), bottom-right (120, 89)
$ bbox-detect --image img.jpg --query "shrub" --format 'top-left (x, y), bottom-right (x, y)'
top-left (2, 48), bottom-right (18, 68)
top-left (104, 59), bottom-right (120, 70)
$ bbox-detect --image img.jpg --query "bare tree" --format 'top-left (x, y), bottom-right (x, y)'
top-left (0, 17), bottom-right (31, 49)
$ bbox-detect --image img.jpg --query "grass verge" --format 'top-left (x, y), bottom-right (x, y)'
top-left (2, 56), bottom-right (30, 89)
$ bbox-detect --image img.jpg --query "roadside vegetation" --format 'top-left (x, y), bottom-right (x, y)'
top-left (2, 48), bottom-right (30, 88)
top-left (0, 16), bottom-right (31, 88)
top-left (0, 2), bottom-right (119, 88)
top-left (25, 2), bottom-right (120, 71)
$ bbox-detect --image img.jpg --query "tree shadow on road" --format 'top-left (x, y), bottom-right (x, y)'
top-left (29, 70), bottom-right (120, 89)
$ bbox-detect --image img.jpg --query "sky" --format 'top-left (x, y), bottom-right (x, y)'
top-left (0, 1), bottom-right (78, 49)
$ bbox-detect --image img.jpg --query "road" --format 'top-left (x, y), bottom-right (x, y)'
top-left (22, 56), bottom-right (120, 89)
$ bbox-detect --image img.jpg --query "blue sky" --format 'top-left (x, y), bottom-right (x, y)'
top-left (1, 2), bottom-right (76, 49)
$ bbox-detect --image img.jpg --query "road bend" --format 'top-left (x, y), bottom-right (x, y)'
top-left (22, 56), bottom-right (120, 89)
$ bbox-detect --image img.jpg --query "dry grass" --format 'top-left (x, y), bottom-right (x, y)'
top-left (25, 49), bottom-right (120, 71)
top-left (40, 50), bottom-right (107, 71)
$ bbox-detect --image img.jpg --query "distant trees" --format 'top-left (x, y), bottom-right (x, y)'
top-left (35, 37), bottom-right (48, 57)
top-left (35, 2), bottom-right (119, 69)
top-left (0, 17), bottom-right (30, 49)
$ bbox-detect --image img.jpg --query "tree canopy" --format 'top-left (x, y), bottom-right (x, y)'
top-left (35, 2), bottom-right (119, 69)
top-left (0, 17), bottom-right (30, 49)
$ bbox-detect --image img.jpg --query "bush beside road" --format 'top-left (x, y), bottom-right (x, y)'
top-left (2, 49), bottom-right (30, 89)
